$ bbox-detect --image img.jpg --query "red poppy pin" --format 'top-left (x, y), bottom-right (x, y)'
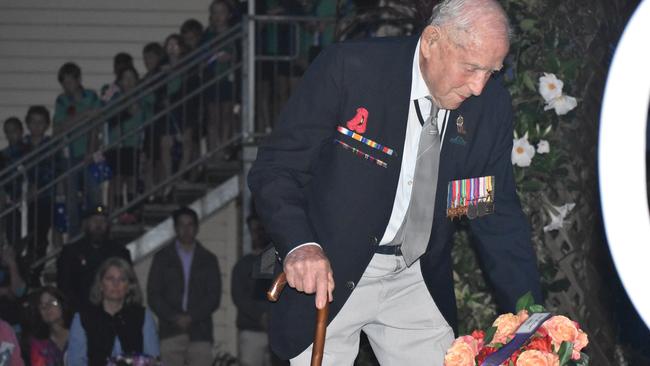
top-left (346, 107), bottom-right (368, 134)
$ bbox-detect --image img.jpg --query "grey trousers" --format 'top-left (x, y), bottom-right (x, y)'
top-left (291, 254), bottom-right (454, 366)
top-left (238, 330), bottom-right (272, 366)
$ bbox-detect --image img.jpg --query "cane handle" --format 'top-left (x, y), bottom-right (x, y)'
top-left (267, 272), bottom-right (287, 302)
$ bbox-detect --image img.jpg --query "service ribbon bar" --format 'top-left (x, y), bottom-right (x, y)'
top-left (334, 139), bottom-right (388, 168)
top-left (337, 126), bottom-right (396, 157)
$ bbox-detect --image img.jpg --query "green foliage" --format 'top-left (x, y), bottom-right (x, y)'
top-left (484, 326), bottom-right (498, 345)
top-left (516, 292), bottom-right (535, 313)
top-left (574, 353), bottom-right (590, 366)
top-left (558, 341), bottom-right (574, 366)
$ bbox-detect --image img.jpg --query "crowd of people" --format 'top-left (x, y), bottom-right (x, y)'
top-left (0, 0), bottom-right (348, 365)
top-left (1, 205), bottom-right (226, 366)
top-left (0, 0), bottom-right (245, 287)
top-left (0, 0), bottom-right (339, 285)
top-left (0, 203), bottom-right (283, 366)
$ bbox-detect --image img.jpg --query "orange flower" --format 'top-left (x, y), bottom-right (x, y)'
top-left (572, 328), bottom-right (589, 360)
top-left (491, 310), bottom-right (529, 344)
top-left (541, 316), bottom-right (589, 359)
top-left (444, 338), bottom-right (477, 366)
top-left (516, 350), bottom-right (559, 366)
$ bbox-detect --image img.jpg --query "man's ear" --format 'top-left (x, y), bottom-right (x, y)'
top-left (420, 25), bottom-right (442, 58)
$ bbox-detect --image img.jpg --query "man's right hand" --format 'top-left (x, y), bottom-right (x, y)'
top-left (175, 314), bottom-right (192, 331)
top-left (283, 245), bottom-right (334, 310)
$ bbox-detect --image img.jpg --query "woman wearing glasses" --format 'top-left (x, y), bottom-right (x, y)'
top-left (29, 287), bottom-right (72, 366)
top-left (67, 257), bottom-right (160, 366)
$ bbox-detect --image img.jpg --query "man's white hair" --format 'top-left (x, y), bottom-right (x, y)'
top-left (429, 0), bottom-right (512, 48)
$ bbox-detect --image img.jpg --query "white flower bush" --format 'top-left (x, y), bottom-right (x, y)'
top-left (544, 94), bottom-right (578, 115)
top-left (543, 203), bottom-right (576, 232)
top-left (538, 73), bottom-right (564, 102)
top-left (512, 133), bottom-right (536, 167)
top-left (539, 73), bottom-right (578, 116)
top-left (537, 140), bottom-right (550, 154)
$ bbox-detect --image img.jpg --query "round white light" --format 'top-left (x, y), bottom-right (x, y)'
top-left (599, 0), bottom-right (650, 330)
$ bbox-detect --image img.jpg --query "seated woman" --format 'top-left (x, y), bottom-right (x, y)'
top-left (67, 257), bottom-right (160, 366)
top-left (29, 286), bottom-right (72, 366)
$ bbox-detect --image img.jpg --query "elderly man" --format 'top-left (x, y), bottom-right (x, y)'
top-left (248, 0), bottom-right (542, 364)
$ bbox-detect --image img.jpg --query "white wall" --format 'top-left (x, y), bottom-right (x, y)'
top-left (0, 0), bottom-right (212, 147)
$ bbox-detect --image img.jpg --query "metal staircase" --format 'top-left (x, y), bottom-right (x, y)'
top-left (0, 24), bottom-right (247, 280)
top-left (0, 13), bottom-right (337, 284)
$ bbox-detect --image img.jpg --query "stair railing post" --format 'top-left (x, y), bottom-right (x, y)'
top-left (241, 1), bottom-right (257, 255)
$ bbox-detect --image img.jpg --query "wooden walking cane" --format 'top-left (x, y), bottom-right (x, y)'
top-left (267, 272), bottom-right (329, 366)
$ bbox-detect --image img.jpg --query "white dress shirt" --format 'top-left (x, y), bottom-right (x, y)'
top-left (379, 39), bottom-right (448, 245)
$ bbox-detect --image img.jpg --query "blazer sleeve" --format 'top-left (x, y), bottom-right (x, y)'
top-left (56, 248), bottom-right (79, 310)
top-left (146, 252), bottom-right (178, 323)
top-left (187, 253), bottom-right (221, 322)
top-left (247, 44), bottom-right (344, 259)
top-left (468, 85), bottom-right (543, 312)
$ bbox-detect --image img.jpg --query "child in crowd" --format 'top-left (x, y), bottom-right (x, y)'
top-left (154, 34), bottom-right (193, 197)
top-left (141, 42), bottom-right (165, 198)
top-left (28, 287), bottom-right (71, 366)
top-left (1, 117), bottom-right (28, 245)
top-left (105, 67), bottom-right (148, 223)
top-left (100, 53), bottom-right (135, 104)
top-left (204, 0), bottom-right (238, 158)
top-left (203, 0), bottom-right (236, 43)
top-left (180, 19), bottom-right (204, 54)
top-left (142, 42), bottom-right (165, 79)
top-left (179, 20), bottom-right (204, 178)
top-left (23, 106), bottom-right (58, 284)
top-left (53, 62), bottom-right (102, 237)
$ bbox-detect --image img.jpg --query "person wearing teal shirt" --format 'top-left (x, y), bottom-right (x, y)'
top-left (53, 62), bottom-right (102, 237)
top-left (104, 67), bottom-right (148, 216)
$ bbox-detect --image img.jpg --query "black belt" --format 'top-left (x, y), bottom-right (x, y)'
top-left (375, 245), bottom-right (402, 256)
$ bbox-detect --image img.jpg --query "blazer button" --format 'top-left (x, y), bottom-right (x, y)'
top-left (346, 281), bottom-right (355, 290)
top-left (370, 236), bottom-right (378, 245)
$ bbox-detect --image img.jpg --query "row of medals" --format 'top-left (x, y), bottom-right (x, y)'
top-left (447, 195), bottom-right (494, 220)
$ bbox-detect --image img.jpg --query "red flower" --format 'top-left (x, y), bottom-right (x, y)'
top-left (471, 330), bottom-right (485, 341)
top-left (346, 107), bottom-right (368, 133)
top-left (476, 346), bottom-right (498, 364)
top-left (471, 330), bottom-right (485, 349)
top-left (526, 336), bottom-right (553, 353)
top-left (536, 327), bottom-right (549, 338)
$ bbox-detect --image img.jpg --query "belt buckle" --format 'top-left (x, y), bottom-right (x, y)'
top-left (394, 245), bottom-right (402, 256)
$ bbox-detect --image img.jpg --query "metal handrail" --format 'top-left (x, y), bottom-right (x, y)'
top-left (6, 14), bottom-right (341, 272)
top-left (30, 133), bottom-right (244, 269)
top-left (23, 31), bottom-right (246, 268)
top-left (2, 58), bottom-right (243, 221)
top-left (0, 24), bottom-right (243, 186)
top-left (0, 29), bottom-right (243, 218)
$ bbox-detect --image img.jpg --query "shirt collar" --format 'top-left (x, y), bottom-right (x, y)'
top-left (175, 240), bottom-right (196, 254)
top-left (410, 39), bottom-right (430, 101)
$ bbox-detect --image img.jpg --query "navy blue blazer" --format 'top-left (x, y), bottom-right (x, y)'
top-left (248, 35), bottom-right (542, 359)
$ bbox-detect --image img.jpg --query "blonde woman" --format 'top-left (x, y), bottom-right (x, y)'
top-left (67, 257), bottom-right (159, 366)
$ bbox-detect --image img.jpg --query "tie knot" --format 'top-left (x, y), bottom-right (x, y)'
top-left (423, 96), bottom-right (438, 122)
